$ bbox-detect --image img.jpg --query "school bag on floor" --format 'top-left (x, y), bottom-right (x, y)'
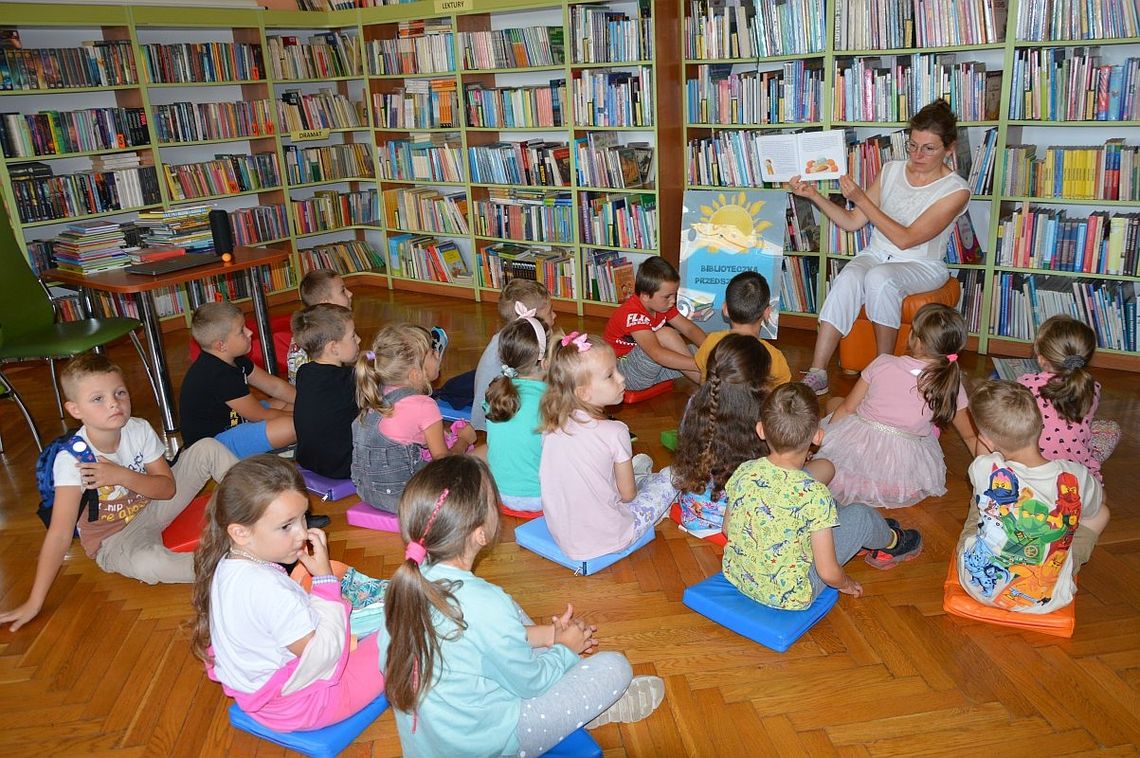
top-left (35, 433), bottom-right (100, 535)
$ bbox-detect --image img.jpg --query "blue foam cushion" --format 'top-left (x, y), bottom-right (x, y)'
top-left (298, 467), bottom-right (357, 501)
top-left (515, 517), bottom-right (654, 576)
top-left (543, 727), bottom-right (602, 757)
top-left (682, 573), bottom-right (838, 653)
top-left (228, 693), bottom-right (389, 758)
top-left (436, 397), bottom-right (472, 422)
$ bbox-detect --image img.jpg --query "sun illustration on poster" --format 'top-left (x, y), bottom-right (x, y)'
top-left (686, 192), bottom-right (779, 255)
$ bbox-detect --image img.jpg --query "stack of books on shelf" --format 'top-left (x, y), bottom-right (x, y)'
top-left (685, 0), bottom-right (826, 59)
top-left (299, 240), bottom-right (384, 275)
top-left (278, 89), bottom-right (366, 132)
top-left (153, 100), bottom-right (275, 144)
top-left (0, 107), bottom-right (149, 159)
top-left (685, 61), bottom-right (823, 125)
top-left (573, 68), bottom-right (653, 127)
top-left (387, 233), bottom-right (470, 284)
top-left (833, 0), bottom-right (914, 50)
top-left (231, 204), bottom-right (289, 246)
top-left (25, 239), bottom-right (55, 275)
top-left (267, 33), bottom-right (361, 81)
top-left (583, 248), bottom-right (635, 303)
top-left (574, 133), bottom-right (652, 189)
top-left (570, 5), bottom-right (650, 64)
top-left (474, 188), bottom-right (574, 243)
top-left (9, 157), bottom-right (160, 224)
top-left (833, 54), bottom-right (1001, 123)
top-left (283, 143), bottom-right (374, 184)
top-left (967, 127), bottom-right (998, 195)
top-left (383, 187), bottom-right (469, 234)
top-left (464, 80), bottom-right (567, 128)
top-left (991, 272), bottom-right (1138, 352)
top-left (1002, 140), bottom-right (1139, 201)
top-left (373, 78), bottom-right (459, 129)
top-left (1014, 0), bottom-right (1139, 41)
top-left (460, 26), bottom-right (565, 69)
top-left (1009, 48), bottom-right (1140, 122)
top-left (476, 242), bottom-right (576, 298)
top-left (163, 153), bottom-right (281, 202)
top-left (779, 256), bottom-right (818, 315)
top-left (953, 268), bottom-right (984, 332)
top-left (990, 356), bottom-right (1041, 381)
top-left (581, 192), bottom-right (657, 249)
top-left (293, 189), bottom-right (379, 235)
top-left (141, 41), bottom-right (264, 84)
top-left (913, 0), bottom-right (1008, 46)
top-left (997, 206), bottom-right (1140, 275)
top-left (368, 19), bottom-right (454, 75)
top-left (50, 220), bottom-right (131, 274)
top-left (380, 135), bottom-right (464, 182)
top-left (135, 206), bottom-right (215, 254)
top-left (0, 37), bottom-right (138, 91)
top-left (468, 139), bottom-right (569, 186)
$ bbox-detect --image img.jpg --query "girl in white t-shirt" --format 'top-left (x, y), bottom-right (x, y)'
top-left (538, 332), bottom-right (676, 561)
top-left (191, 455), bottom-right (385, 731)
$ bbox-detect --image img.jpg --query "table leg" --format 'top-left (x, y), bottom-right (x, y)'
top-left (137, 291), bottom-right (178, 436)
top-left (246, 267), bottom-right (277, 376)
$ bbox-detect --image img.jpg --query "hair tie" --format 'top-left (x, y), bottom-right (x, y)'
top-left (560, 331), bottom-right (591, 352)
top-left (365, 350), bottom-right (376, 362)
top-left (514, 301), bottom-right (536, 319)
top-left (501, 364), bottom-right (518, 378)
top-left (1060, 355), bottom-right (1087, 370)
top-left (946, 353), bottom-right (958, 363)
top-left (404, 488), bottom-right (448, 565)
top-left (404, 542), bottom-right (427, 565)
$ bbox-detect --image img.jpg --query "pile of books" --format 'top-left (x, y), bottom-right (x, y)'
top-left (51, 220), bottom-right (131, 274)
top-left (134, 205), bottom-right (215, 255)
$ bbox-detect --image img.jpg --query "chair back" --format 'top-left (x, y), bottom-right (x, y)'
top-left (0, 200), bottom-right (57, 344)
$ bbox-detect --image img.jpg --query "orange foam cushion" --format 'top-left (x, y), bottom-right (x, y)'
top-left (162, 494), bottom-right (212, 553)
top-left (942, 557), bottom-right (1075, 638)
top-left (669, 502), bottom-right (727, 547)
top-left (623, 380), bottom-right (673, 404)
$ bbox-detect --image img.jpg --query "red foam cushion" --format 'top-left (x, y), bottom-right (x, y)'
top-left (669, 502), bottom-right (727, 547)
top-left (188, 314), bottom-right (292, 375)
top-left (942, 556), bottom-right (1075, 638)
top-left (623, 380), bottom-right (673, 404)
top-left (500, 503), bottom-right (543, 520)
top-left (162, 493), bottom-right (212, 553)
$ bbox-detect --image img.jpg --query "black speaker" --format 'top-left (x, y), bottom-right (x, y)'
top-left (209, 209), bottom-right (234, 255)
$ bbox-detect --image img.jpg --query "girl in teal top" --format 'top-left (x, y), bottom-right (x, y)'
top-left (485, 311), bottom-right (551, 513)
top-left (379, 456), bottom-right (664, 757)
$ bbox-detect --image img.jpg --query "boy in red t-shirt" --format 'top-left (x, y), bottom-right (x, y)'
top-left (602, 256), bottom-right (706, 389)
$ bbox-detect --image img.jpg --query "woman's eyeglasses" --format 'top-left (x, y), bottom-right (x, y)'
top-left (905, 140), bottom-right (944, 156)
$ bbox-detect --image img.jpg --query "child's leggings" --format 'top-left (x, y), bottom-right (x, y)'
top-left (300, 634), bottom-right (384, 730)
top-left (807, 503), bottom-right (893, 599)
top-left (626, 472), bottom-right (678, 541)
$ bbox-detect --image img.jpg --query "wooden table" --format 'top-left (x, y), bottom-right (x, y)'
top-left (44, 245), bottom-right (292, 438)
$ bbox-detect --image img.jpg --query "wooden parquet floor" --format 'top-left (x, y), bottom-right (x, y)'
top-left (1, 287), bottom-right (1138, 757)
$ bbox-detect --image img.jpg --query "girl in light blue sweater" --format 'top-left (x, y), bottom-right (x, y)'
top-left (379, 456), bottom-right (663, 757)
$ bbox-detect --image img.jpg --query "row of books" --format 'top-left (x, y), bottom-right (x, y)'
top-left (0, 107), bottom-right (149, 159)
top-left (952, 268), bottom-right (984, 332)
top-left (967, 127), bottom-right (999, 195)
top-left (380, 135), bottom-right (464, 183)
top-left (373, 79), bottom-right (459, 129)
top-left (464, 81), bottom-right (566, 129)
top-left (366, 20), bottom-right (453, 76)
top-left (278, 89), bottom-right (366, 132)
top-left (1014, 0), bottom-right (1140, 42)
top-left (684, 0), bottom-right (826, 60)
top-left (382, 187), bottom-right (469, 234)
top-left (199, 261), bottom-right (296, 303)
top-left (468, 139), bottom-right (570, 187)
top-left (574, 134), bottom-right (652, 189)
top-left (778, 255), bottom-right (818, 314)
top-left (833, 0), bottom-right (915, 51)
top-left (685, 61), bottom-right (823, 125)
top-left (580, 192), bottom-right (657, 250)
top-left (785, 195), bottom-right (820, 252)
top-left (89, 286), bottom-right (186, 320)
top-left (153, 99), bottom-right (275, 144)
top-left (572, 68), bottom-right (653, 127)
top-left (0, 40), bottom-right (137, 91)
top-left (1008, 48), bottom-right (1140, 122)
top-left (583, 248), bottom-right (636, 303)
top-left (292, 189), bottom-right (379, 235)
top-left (475, 242), bottom-right (577, 298)
top-left (685, 128), bottom-right (841, 188)
top-left (991, 272), bottom-right (1138, 351)
top-left (230, 203), bottom-right (289, 246)
top-left (996, 206), bottom-right (1140, 276)
top-left (140, 42), bottom-right (264, 84)
top-left (832, 55), bottom-right (1001, 123)
top-left (163, 152), bottom-right (281, 202)
top-left (283, 142), bottom-right (374, 185)
top-left (266, 33), bottom-right (360, 81)
top-left (299, 239), bottom-right (384, 275)
top-left (473, 189), bottom-right (575, 243)
top-left (296, 0), bottom-right (415, 9)
top-left (1001, 139), bottom-right (1138, 201)
top-left (569, 5), bottom-right (651, 64)
top-left (387, 233), bottom-right (471, 283)
top-left (913, 0), bottom-right (1008, 47)
top-left (460, 27), bottom-right (565, 70)
top-left (9, 159), bottom-right (160, 224)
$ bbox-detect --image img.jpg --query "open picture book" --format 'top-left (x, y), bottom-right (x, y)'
top-left (757, 129), bottom-right (848, 182)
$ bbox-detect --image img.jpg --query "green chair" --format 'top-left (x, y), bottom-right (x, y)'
top-left (0, 202), bottom-right (153, 453)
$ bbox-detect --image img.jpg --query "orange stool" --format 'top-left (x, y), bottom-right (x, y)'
top-left (623, 379), bottom-right (673, 404)
top-left (837, 277), bottom-right (961, 373)
top-left (942, 557), bottom-right (1075, 638)
top-left (162, 493), bottom-right (212, 553)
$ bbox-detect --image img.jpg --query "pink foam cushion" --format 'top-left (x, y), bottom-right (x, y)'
top-left (346, 502), bottom-right (400, 533)
top-left (162, 493), bottom-right (212, 553)
top-left (623, 380), bottom-right (673, 404)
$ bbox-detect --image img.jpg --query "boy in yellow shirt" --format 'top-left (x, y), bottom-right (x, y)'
top-left (693, 271), bottom-right (791, 385)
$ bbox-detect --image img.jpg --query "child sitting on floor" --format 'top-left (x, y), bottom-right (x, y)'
top-left (352, 323), bottom-right (476, 512)
top-left (724, 383), bottom-right (923, 610)
top-left (692, 270), bottom-right (792, 386)
top-left (956, 380), bottom-right (1108, 612)
top-left (293, 304), bottom-right (360, 480)
top-left (1, 353), bottom-right (236, 632)
top-left (538, 332), bottom-right (676, 560)
top-left (287, 268), bottom-right (354, 383)
top-left (192, 455), bottom-right (387, 731)
top-left (180, 301), bottom-right (297, 458)
top-left (602, 256), bottom-right (706, 389)
top-left (379, 456), bottom-right (664, 755)
top-left (485, 311), bottom-right (553, 514)
top-left (472, 279), bottom-right (556, 431)
top-left (1017, 314), bottom-right (1120, 482)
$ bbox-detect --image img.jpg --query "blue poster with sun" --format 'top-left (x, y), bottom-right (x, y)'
top-left (678, 190), bottom-right (786, 339)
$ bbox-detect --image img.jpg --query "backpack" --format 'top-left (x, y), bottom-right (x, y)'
top-left (35, 433), bottom-right (100, 533)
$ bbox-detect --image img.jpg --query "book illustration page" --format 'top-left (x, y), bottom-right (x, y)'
top-left (754, 133), bottom-right (801, 183)
top-left (795, 130), bottom-right (847, 181)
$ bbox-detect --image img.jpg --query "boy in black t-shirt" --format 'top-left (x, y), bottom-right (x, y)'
top-left (180, 301), bottom-right (297, 458)
top-left (292, 303), bottom-right (360, 479)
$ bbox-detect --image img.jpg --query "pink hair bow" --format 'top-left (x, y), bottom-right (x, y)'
top-left (560, 331), bottom-right (591, 352)
top-left (514, 301), bottom-right (537, 319)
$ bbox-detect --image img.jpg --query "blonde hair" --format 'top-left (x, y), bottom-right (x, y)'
top-left (191, 301), bottom-right (243, 349)
top-left (1033, 315), bottom-right (1097, 423)
top-left (970, 380), bottom-right (1043, 451)
top-left (497, 279), bottom-right (550, 323)
top-left (356, 323), bottom-right (433, 417)
top-left (539, 334), bottom-right (611, 431)
top-left (59, 352), bottom-right (124, 402)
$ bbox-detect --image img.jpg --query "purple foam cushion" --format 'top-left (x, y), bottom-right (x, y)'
top-left (299, 468), bottom-right (357, 501)
top-left (346, 503), bottom-right (399, 532)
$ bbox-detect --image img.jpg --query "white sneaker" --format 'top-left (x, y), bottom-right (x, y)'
top-left (587, 675), bottom-right (665, 730)
top-left (631, 453), bottom-right (654, 478)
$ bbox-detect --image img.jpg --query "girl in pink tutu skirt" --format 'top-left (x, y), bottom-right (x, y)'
top-left (816, 303), bottom-right (980, 508)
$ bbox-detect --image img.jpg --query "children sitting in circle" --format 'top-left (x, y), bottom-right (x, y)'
top-left (192, 455), bottom-right (387, 731)
top-left (955, 380), bottom-right (1108, 612)
top-left (292, 304), bottom-right (360, 480)
top-left (816, 303), bottom-right (980, 508)
top-left (352, 323), bottom-right (477, 512)
top-left (484, 303), bottom-right (554, 514)
top-left (724, 383), bottom-right (924, 609)
top-left (1017, 314), bottom-right (1120, 483)
top-left (378, 456), bottom-right (665, 756)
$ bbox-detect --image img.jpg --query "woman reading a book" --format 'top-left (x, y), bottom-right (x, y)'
top-left (788, 99), bottom-right (971, 396)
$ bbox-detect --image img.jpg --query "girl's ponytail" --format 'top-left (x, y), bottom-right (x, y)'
top-left (911, 303), bottom-right (967, 427)
top-left (485, 316), bottom-right (549, 423)
top-left (1034, 315), bottom-right (1097, 422)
